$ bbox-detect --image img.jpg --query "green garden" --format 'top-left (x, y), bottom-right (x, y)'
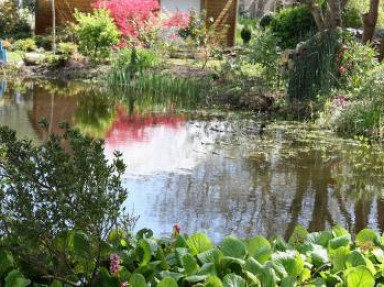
top-left (2, 0), bottom-right (384, 285)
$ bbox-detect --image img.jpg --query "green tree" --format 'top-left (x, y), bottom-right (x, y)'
top-left (73, 9), bottom-right (120, 63)
top-left (0, 123), bottom-right (133, 285)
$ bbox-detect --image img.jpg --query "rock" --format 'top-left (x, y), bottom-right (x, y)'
top-left (23, 52), bottom-right (45, 66)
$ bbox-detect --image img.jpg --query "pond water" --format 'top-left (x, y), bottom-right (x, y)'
top-left (1, 79), bottom-right (384, 242)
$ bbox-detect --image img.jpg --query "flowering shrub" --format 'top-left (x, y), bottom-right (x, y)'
top-left (337, 36), bottom-right (378, 93)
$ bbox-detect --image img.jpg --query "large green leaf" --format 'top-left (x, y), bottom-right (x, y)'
top-left (329, 235), bottom-right (351, 250)
top-left (307, 231), bottom-right (333, 247)
top-left (159, 271), bottom-right (184, 281)
top-left (281, 276), bottom-right (297, 287)
top-left (187, 233), bottom-right (214, 255)
top-left (219, 236), bottom-right (247, 259)
top-left (158, 277), bottom-right (178, 287)
top-left (330, 246), bottom-right (350, 273)
top-left (247, 236), bottom-right (272, 263)
top-left (272, 251), bottom-right (309, 282)
top-left (4, 270), bottom-right (31, 287)
top-left (222, 274), bottom-right (247, 287)
top-left (130, 273), bottom-right (146, 287)
top-left (346, 266), bottom-right (374, 287)
top-left (197, 263), bottom-right (216, 276)
top-left (182, 253), bottom-right (199, 276)
top-left (0, 249), bottom-right (14, 277)
top-left (197, 249), bottom-right (222, 264)
top-left (67, 230), bottom-right (91, 258)
top-left (332, 225), bottom-right (350, 237)
top-left (244, 258), bottom-right (276, 287)
top-left (288, 225), bottom-right (308, 245)
top-left (302, 243), bottom-right (329, 266)
top-left (205, 276), bottom-right (223, 287)
top-left (346, 251), bottom-right (376, 275)
top-left (356, 229), bottom-right (380, 246)
top-left (136, 239), bottom-right (152, 266)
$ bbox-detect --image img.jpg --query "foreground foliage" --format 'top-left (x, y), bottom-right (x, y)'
top-left (0, 124), bottom-right (133, 286)
top-left (2, 223), bottom-right (384, 286)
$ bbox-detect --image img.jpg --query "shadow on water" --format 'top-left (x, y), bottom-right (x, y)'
top-left (1, 79), bottom-right (384, 241)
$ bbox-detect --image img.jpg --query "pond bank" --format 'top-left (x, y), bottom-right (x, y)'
top-left (0, 62), bottom-right (278, 112)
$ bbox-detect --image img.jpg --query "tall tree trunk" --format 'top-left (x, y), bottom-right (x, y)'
top-left (327, 0), bottom-right (342, 28)
top-left (52, 0), bottom-right (56, 55)
top-left (363, 0), bottom-right (380, 44)
top-left (304, 0), bottom-right (327, 31)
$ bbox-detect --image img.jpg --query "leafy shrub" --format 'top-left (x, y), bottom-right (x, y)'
top-left (342, 2), bottom-right (363, 28)
top-left (12, 38), bottom-right (37, 52)
top-left (241, 25), bottom-right (252, 45)
top-left (248, 31), bottom-right (282, 88)
top-left (0, 124), bottom-right (133, 284)
top-left (34, 35), bottom-right (53, 50)
top-left (114, 47), bottom-right (159, 70)
top-left (259, 13), bottom-right (274, 30)
top-left (73, 9), bottom-right (120, 63)
top-left (58, 42), bottom-right (78, 57)
top-left (338, 37), bottom-right (378, 93)
top-left (270, 5), bottom-right (317, 49)
top-left (0, 2), bottom-right (31, 40)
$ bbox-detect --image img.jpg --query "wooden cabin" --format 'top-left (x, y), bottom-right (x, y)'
top-left (35, 0), bottom-right (238, 46)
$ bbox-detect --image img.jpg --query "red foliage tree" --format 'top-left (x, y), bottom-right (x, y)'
top-left (94, 0), bottom-right (190, 43)
top-left (94, 0), bottom-right (160, 40)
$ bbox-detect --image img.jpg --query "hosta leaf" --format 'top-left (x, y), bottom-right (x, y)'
top-left (222, 274), bottom-right (246, 287)
top-left (187, 233), bottom-right (214, 255)
top-left (219, 236), bottom-right (247, 259)
top-left (332, 225), bottom-right (349, 237)
top-left (307, 231), bottom-right (333, 247)
top-left (272, 251), bottom-right (306, 280)
top-left (307, 244), bottom-right (329, 266)
top-left (184, 275), bottom-right (208, 283)
top-left (281, 276), bottom-right (296, 287)
top-left (356, 229), bottom-right (380, 246)
top-left (346, 251), bottom-right (376, 275)
top-left (288, 225), bottom-right (308, 245)
top-left (160, 271), bottom-right (184, 281)
top-left (196, 263), bottom-right (216, 276)
top-left (158, 277), bottom-right (178, 287)
top-left (205, 276), bottom-right (223, 287)
top-left (129, 273), bottom-right (146, 287)
top-left (330, 246), bottom-right (350, 273)
top-left (346, 266), bottom-right (374, 287)
top-left (247, 236), bottom-right (272, 263)
top-left (329, 235), bottom-right (351, 249)
top-left (182, 253), bottom-right (199, 276)
top-left (197, 249), bottom-right (222, 264)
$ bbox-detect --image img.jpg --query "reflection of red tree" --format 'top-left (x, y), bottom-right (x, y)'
top-left (105, 108), bottom-right (185, 145)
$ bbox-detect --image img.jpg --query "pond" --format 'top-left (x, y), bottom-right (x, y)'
top-left (1, 79), bottom-right (384, 242)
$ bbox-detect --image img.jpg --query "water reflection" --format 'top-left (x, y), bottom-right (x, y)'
top-left (1, 80), bottom-right (384, 241)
